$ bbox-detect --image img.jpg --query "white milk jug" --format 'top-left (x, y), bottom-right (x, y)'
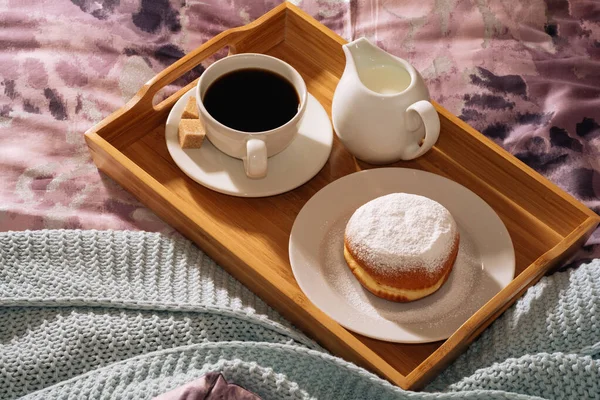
top-left (332, 38), bottom-right (440, 164)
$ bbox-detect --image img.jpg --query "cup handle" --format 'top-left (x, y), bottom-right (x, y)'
top-left (243, 138), bottom-right (267, 179)
top-left (403, 100), bottom-right (440, 160)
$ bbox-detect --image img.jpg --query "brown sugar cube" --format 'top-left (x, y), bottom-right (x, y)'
top-left (181, 96), bottom-right (199, 119)
top-left (178, 118), bottom-right (206, 149)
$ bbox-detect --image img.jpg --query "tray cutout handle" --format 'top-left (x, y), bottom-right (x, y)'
top-left (87, 4), bottom-right (288, 141)
top-left (130, 21), bottom-right (268, 115)
top-left (142, 41), bottom-right (243, 113)
top-left (144, 4), bottom-right (288, 113)
top-left (150, 46), bottom-right (230, 110)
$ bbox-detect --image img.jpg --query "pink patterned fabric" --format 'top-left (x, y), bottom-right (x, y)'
top-left (1, 0), bottom-right (599, 264)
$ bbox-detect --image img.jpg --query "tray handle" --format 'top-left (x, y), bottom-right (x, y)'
top-left (87, 4), bottom-right (288, 139)
top-left (133, 30), bottom-right (246, 113)
top-left (129, 3), bottom-right (288, 114)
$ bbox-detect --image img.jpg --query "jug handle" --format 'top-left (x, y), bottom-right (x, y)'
top-left (404, 100), bottom-right (440, 160)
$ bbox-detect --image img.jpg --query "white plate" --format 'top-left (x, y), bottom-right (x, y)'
top-left (289, 168), bottom-right (515, 343)
top-left (165, 89), bottom-right (333, 197)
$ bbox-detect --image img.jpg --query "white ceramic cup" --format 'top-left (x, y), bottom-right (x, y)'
top-left (196, 54), bottom-right (308, 179)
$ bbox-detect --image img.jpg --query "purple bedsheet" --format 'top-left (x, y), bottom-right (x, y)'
top-left (1, 0), bottom-right (599, 265)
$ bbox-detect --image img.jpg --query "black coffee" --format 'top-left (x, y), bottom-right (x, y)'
top-left (203, 68), bottom-right (299, 132)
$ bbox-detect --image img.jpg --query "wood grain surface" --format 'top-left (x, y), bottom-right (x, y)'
top-left (85, 2), bottom-right (600, 390)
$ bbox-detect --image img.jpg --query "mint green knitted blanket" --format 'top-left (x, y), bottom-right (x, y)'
top-left (1, 230), bottom-right (599, 399)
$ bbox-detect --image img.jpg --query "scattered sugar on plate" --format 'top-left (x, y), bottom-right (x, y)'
top-left (320, 213), bottom-right (485, 329)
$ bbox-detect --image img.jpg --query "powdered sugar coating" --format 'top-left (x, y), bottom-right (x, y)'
top-left (344, 193), bottom-right (457, 275)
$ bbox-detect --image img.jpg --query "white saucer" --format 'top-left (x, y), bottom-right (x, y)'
top-left (165, 89), bottom-right (333, 197)
top-left (289, 168), bottom-right (515, 343)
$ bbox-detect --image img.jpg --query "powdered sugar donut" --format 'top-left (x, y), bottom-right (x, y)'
top-left (343, 193), bottom-right (459, 302)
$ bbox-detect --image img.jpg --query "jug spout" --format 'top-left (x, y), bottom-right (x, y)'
top-left (342, 37), bottom-right (415, 96)
top-left (342, 37), bottom-right (381, 73)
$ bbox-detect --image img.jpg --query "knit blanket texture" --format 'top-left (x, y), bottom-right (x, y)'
top-left (1, 230), bottom-right (599, 399)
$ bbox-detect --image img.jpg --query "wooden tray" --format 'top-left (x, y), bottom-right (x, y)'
top-left (85, 2), bottom-right (600, 390)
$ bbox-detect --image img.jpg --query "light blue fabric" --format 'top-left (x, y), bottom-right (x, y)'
top-left (1, 230), bottom-right (599, 399)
